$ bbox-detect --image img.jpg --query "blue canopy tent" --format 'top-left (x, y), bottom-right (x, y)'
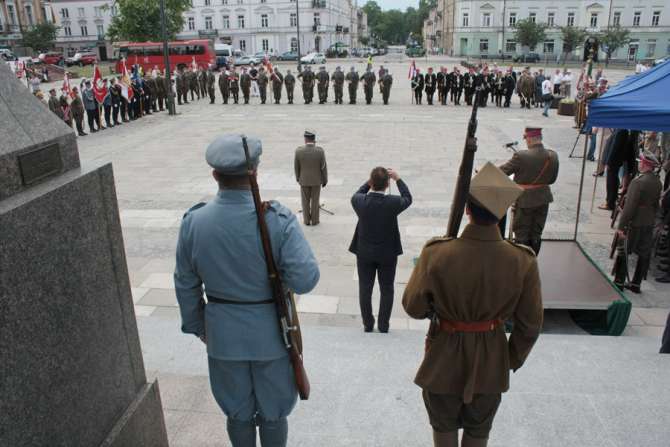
top-left (586, 59), bottom-right (670, 132)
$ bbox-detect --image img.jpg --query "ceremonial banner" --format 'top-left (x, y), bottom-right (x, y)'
top-left (408, 60), bottom-right (417, 80)
top-left (119, 59), bottom-right (134, 101)
top-left (92, 65), bottom-right (108, 103)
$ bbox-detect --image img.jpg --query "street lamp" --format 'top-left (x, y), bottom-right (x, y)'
top-left (160, 0), bottom-right (176, 115)
top-left (295, 0), bottom-right (302, 70)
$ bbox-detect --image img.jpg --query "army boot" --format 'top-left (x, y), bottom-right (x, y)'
top-left (259, 417), bottom-right (288, 447)
top-left (461, 433), bottom-right (489, 447)
top-left (226, 418), bottom-right (256, 447)
top-left (433, 430), bottom-right (458, 447)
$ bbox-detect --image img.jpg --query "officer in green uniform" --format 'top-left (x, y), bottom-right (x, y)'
top-left (177, 68), bottom-right (189, 105)
top-left (271, 67), bottom-right (284, 104)
top-left (284, 70), bottom-right (296, 104)
top-left (381, 70), bottom-right (393, 105)
top-left (229, 67), bottom-right (240, 104)
top-left (257, 67), bottom-right (269, 104)
top-left (219, 68), bottom-right (231, 104)
top-left (240, 68), bottom-right (251, 104)
top-left (499, 127), bottom-right (559, 254)
top-left (297, 66), bottom-right (314, 104)
top-left (198, 67), bottom-right (207, 99)
top-left (189, 68), bottom-right (199, 101)
top-left (175, 134), bottom-right (320, 447)
top-left (332, 66), bottom-right (345, 104)
top-left (345, 66), bottom-right (359, 104)
top-left (207, 68), bottom-right (216, 104)
top-left (362, 68), bottom-right (376, 105)
top-left (316, 66), bottom-right (329, 104)
top-left (613, 151), bottom-right (662, 292)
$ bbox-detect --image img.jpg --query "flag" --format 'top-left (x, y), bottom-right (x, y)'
top-left (263, 58), bottom-right (277, 81)
top-left (61, 72), bottom-right (72, 98)
top-left (92, 65), bottom-right (108, 103)
top-left (408, 60), bottom-right (417, 80)
top-left (119, 58), bottom-right (134, 102)
top-left (191, 56), bottom-right (198, 70)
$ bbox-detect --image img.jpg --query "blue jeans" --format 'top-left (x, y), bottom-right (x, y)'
top-left (587, 133), bottom-right (597, 160)
top-left (543, 100), bottom-right (551, 116)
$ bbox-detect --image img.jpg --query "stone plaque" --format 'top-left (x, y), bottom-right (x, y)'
top-left (18, 144), bottom-right (62, 186)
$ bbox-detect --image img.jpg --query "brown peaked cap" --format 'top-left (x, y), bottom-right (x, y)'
top-left (469, 162), bottom-right (523, 219)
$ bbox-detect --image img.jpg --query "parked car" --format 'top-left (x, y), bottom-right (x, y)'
top-left (253, 51), bottom-right (277, 62)
top-left (513, 52), bottom-right (541, 63)
top-left (65, 52), bottom-right (97, 66)
top-left (300, 52), bottom-right (326, 64)
top-left (405, 46), bottom-right (425, 57)
top-left (39, 52), bottom-right (63, 65)
top-left (234, 55), bottom-right (255, 66)
top-left (278, 51), bottom-right (299, 61)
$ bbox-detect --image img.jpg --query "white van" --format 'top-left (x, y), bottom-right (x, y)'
top-left (214, 43), bottom-right (233, 69)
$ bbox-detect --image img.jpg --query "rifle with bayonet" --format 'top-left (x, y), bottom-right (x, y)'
top-left (242, 136), bottom-right (310, 400)
top-left (425, 87), bottom-right (483, 351)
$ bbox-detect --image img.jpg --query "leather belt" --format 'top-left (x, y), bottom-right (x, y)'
top-left (207, 294), bottom-right (274, 305)
top-left (438, 318), bottom-right (503, 334)
top-left (517, 183), bottom-right (549, 190)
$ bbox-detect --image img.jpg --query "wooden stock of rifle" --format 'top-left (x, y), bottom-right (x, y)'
top-left (242, 136), bottom-right (310, 400)
top-left (425, 88), bottom-right (483, 351)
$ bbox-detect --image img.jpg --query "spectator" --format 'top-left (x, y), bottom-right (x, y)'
top-left (102, 79), bottom-right (113, 128)
top-left (29, 74), bottom-right (41, 94)
top-left (599, 130), bottom-right (638, 211)
top-left (82, 80), bottom-right (99, 133)
top-left (349, 167), bottom-right (412, 333)
top-left (562, 69), bottom-right (573, 97)
top-left (551, 69), bottom-right (562, 95)
top-left (541, 76), bottom-right (553, 117)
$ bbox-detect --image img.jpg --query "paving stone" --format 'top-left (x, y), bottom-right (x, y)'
top-left (134, 305), bottom-right (157, 317)
top-left (297, 294), bottom-right (339, 314)
top-left (131, 287), bottom-right (149, 304)
top-left (634, 308), bottom-right (669, 326)
top-left (140, 273), bottom-right (175, 290)
top-left (138, 289), bottom-right (178, 307)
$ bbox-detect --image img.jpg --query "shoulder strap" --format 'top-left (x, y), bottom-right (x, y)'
top-left (529, 152), bottom-right (552, 186)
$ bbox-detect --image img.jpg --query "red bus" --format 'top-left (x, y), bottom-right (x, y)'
top-left (115, 39), bottom-right (216, 73)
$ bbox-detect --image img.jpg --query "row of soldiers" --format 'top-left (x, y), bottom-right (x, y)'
top-left (174, 64), bottom-right (395, 106)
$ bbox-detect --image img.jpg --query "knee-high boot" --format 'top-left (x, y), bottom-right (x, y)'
top-left (258, 417), bottom-right (288, 447)
top-left (433, 429), bottom-right (458, 447)
top-left (462, 432), bottom-right (488, 447)
top-left (227, 418), bottom-right (257, 447)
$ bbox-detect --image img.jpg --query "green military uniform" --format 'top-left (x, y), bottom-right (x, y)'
top-left (177, 70), bottom-right (189, 105)
top-left (294, 131), bottom-right (328, 226)
top-left (403, 162), bottom-right (543, 447)
top-left (207, 70), bottom-right (216, 104)
top-left (218, 70), bottom-right (230, 104)
top-left (257, 69), bottom-right (269, 104)
top-left (47, 92), bottom-right (63, 119)
top-left (240, 70), bottom-right (251, 104)
top-left (331, 67), bottom-right (345, 104)
top-left (297, 67), bottom-right (314, 104)
top-left (189, 69), bottom-right (199, 100)
top-left (345, 68), bottom-right (359, 104)
top-left (381, 72), bottom-right (393, 105)
top-left (284, 71), bottom-right (296, 104)
top-left (316, 67), bottom-right (329, 104)
top-left (499, 128), bottom-right (559, 254)
top-left (155, 74), bottom-right (166, 111)
top-left (362, 69), bottom-right (376, 105)
top-left (198, 68), bottom-right (207, 99)
top-left (71, 89), bottom-right (86, 136)
top-left (229, 71), bottom-right (240, 104)
top-left (613, 152), bottom-right (662, 292)
top-left (271, 69), bottom-right (284, 104)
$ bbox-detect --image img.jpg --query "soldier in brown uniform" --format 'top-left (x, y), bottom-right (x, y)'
top-left (70, 86), bottom-right (86, 136)
top-left (294, 131), bottom-right (328, 226)
top-left (613, 151), bottom-right (663, 293)
top-left (403, 162), bottom-right (543, 447)
top-left (499, 127), bottom-right (559, 254)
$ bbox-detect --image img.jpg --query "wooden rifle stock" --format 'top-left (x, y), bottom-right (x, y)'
top-left (241, 136), bottom-right (311, 400)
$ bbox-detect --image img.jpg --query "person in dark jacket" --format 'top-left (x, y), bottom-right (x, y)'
top-left (599, 129), bottom-right (639, 211)
top-left (349, 167), bottom-right (412, 333)
top-left (424, 67), bottom-right (437, 105)
top-left (70, 86), bottom-right (86, 136)
top-left (412, 69), bottom-right (424, 104)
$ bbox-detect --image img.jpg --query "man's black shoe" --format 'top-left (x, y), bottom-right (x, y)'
top-left (364, 326), bottom-right (373, 333)
top-left (656, 274), bottom-right (670, 283)
top-left (625, 283), bottom-right (641, 294)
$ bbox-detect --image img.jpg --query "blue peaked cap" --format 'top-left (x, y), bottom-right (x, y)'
top-left (206, 134), bottom-right (263, 175)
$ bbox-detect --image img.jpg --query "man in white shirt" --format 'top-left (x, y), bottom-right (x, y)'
top-left (562, 69), bottom-right (573, 97)
top-left (551, 69), bottom-right (562, 95)
top-left (541, 78), bottom-right (553, 117)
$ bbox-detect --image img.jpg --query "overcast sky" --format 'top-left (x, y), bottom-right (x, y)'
top-left (372, 0), bottom-right (419, 11)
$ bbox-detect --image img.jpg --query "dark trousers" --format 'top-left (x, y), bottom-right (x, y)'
top-left (356, 256), bottom-right (397, 331)
top-left (426, 88), bottom-right (434, 105)
top-left (513, 204), bottom-right (549, 255)
top-left (606, 163), bottom-right (622, 210)
top-left (86, 109), bottom-right (97, 131)
top-left (112, 104), bottom-right (120, 124)
top-left (414, 89), bottom-right (422, 104)
top-left (661, 312), bottom-right (670, 354)
top-left (423, 391), bottom-right (502, 439)
top-left (74, 116), bottom-right (85, 134)
top-left (103, 105), bottom-right (112, 127)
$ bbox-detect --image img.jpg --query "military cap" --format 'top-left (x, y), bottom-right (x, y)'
top-left (524, 127), bottom-right (542, 138)
top-left (304, 130), bottom-right (315, 138)
top-left (469, 162), bottom-right (523, 220)
top-left (638, 150), bottom-right (660, 166)
top-left (205, 134), bottom-right (262, 175)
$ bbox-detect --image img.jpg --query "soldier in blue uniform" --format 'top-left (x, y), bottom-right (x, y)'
top-left (174, 134), bottom-right (320, 447)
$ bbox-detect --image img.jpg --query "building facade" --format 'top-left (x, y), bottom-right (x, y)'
top-left (177, 0), bottom-right (367, 55)
top-left (0, 0), bottom-right (56, 48)
top-left (425, 0), bottom-right (670, 61)
top-left (51, 0), bottom-right (115, 59)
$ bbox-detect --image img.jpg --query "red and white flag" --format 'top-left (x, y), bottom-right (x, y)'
top-left (408, 60), bottom-right (417, 79)
top-left (61, 72), bottom-right (72, 98)
top-left (92, 65), bottom-right (108, 103)
top-left (191, 56), bottom-right (198, 70)
top-left (119, 58), bottom-right (134, 101)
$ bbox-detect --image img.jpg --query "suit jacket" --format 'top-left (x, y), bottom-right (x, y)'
top-left (294, 143), bottom-right (328, 186)
top-left (500, 143), bottom-right (559, 208)
top-left (348, 180), bottom-right (412, 262)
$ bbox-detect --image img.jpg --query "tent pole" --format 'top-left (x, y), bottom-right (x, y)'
top-left (574, 131), bottom-right (590, 240)
top-left (590, 127), bottom-right (606, 213)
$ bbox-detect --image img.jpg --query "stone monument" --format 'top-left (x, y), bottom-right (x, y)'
top-left (0, 65), bottom-right (169, 446)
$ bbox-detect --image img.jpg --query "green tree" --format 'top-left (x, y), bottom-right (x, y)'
top-left (106, 0), bottom-right (191, 42)
top-left (599, 25), bottom-right (631, 65)
top-left (559, 26), bottom-right (587, 63)
top-left (514, 18), bottom-right (546, 54)
top-left (362, 0), bottom-right (434, 47)
top-left (21, 22), bottom-right (59, 52)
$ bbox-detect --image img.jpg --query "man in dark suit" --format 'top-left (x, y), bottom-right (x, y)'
top-left (349, 167), bottom-right (412, 333)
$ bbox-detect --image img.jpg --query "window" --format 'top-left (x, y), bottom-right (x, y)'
top-left (222, 0), bottom-right (228, 4)
top-left (613, 11), bottom-right (621, 26)
top-left (64, 26), bottom-right (72, 36)
top-left (60, 8), bottom-right (69, 19)
top-left (262, 39), bottom-right (269, 51)
top-left (240, 39), bottom-right (246, 51)
top-left (81, 25), bottom-right (88, 36)
top-left (261, 0), bottom-right (266, 3)
top-left (590, 13), bottom-right (598, 28)
top-left (97, 24), bottom-right (104, 37)
top-left (78, 7), bottom-right (85, 17)
top-left (205, 0), bottom-right (211, 5)
top-left (509, 12), bottom-right (516, 27)
top-left (290, 37), bottom-right (298, 52)
top-left (238, 15), bottom-right (245, 28)
top-left (633, 11), bottom-right (641, 27)
top-left (94, 6), bottom-right (102, 17)
top-left (652, 11), bottom-right (660, 26)
top-left (648, 39), bottom-right (657, 56)
top-left (25, 5), bottom-right (33, 25)
top-left (223, 15), bottom-right (230, 28)
top-left (462, 12), bottom-right (469, 27)
top-left (543, 40), bottom-right (554, 53)
top-left (547, 12), bottom-right (555, 27)
top-left (479, 38), bottom-right (488, 53)
top-left (505, 39), bottom-right (516, 52)
top-left (313, 13), bottom-right (320, 25)
top-left (261, 14), bottom-right (268, 28)
top-left (567, 12), bottom-right (575, 27)
top-left (188, 17), bottom-right (195, 30)
top-left (482, 13), bottom-right (491, 27)
top-left (529, 12), bottom-right (536, 23)
top-left (237, 0), bottom-right (243, 4)
top-left (290, 13), bottom-right (297, 27)
top-left (205, 16), bottom-right (213, 30)
top-left (111, 6), bottom-right (118, 16)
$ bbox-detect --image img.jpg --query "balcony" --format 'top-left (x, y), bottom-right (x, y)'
top-left (312, 0), bottom-right (326, 8)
